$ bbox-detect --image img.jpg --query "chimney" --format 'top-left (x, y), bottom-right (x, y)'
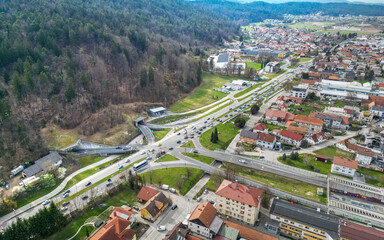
top-left (114, 211), bottom-right (117, 217)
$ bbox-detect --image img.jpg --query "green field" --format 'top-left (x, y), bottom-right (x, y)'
top-left (195, 174), bottom-right (223, 198)
top-left (264, 123), bottom-right (286, 131)
top-left (245, 62), bottom-right (262, 70)
top-left (288, 102), bottom-right (325, 116)
top-left (200, 122), bottom-right (239, 150)
top-left (79, 155), bottom-right (106, 168)
top-left (168, 73), bottom-right (236, 113)
top-left (264, 70), bottom-right (286, 79)
top-left (226, 163), bottom-right (326, 203)
top-left (182, 152), bottom-right (215, 165)
top-left (155, 154), bottom-right (179, 163)
top-left (153, 129), bottom-right (171, 142)
top-left (48, 188), bottom-right (138, 240)
top-left (357, 168), bottom-right (384, 187)
top-left (317, 30), bottom-right (374, 36)
top-left (141, 168), bottom-right (204, 195)
top-left (278, 154), bottom-right (332, 175)
top-left (314, 146), bottom-right (354, 159)
top-left (181, 140), bottom-right (195, 148)
top-left (299, 57), bottom-right (312, 63)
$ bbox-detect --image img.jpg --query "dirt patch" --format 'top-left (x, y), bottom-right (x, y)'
top-left (306, 191), bottom-right (314, 196)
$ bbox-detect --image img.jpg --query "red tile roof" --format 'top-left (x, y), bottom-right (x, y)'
top-left (223, 220), bottom-right (278, 240)
top-left (279, 129), bottom-right (303, 141)
top-left (109, 206), bottom-right (137, 220)
top-left (310, 112), bottom-right (349, 125)
top-left (256, 132), bottom-right (275, 143)
top-left (90, 216), bottom-right (135, 240)
top-left (286, 96), bottom-right (303, 104)
top-left (253, 123), bottom-right (268, 132)
top-left (287, 125), bottom-right (306, 135)
top-left (294, 115), bottom-right (323, 126)
top-left (137, 186), bottom-right (158, 202)
top-left (265, 110), bottom-right (294, 122)
top-left (339, 219), bottom-right (384, 240)
top-left (188, 202), bottom-right (217, 228)
top-left (333, 156), bottom-right (358, 169)
top-left (216, 180), bottom-right (263, 207)
top-left (316, 154), bottom-right (329, 160)
top-left (345, 141), bottom-right (374, 157)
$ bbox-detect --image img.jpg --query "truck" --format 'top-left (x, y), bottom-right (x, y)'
top-left (11, 165), bottom-right (24, 176)
top-left (21, 176), bottom-right (40, 187)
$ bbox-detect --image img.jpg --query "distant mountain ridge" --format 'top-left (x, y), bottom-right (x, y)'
top-left (228, 0), bottom-right (384, 4)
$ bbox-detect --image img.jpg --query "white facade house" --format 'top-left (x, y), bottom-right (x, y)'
top-left (264, 61), bottom-right (280, 73)
top-left (331, 157), bottom-right (357, 178)
top-left (188, 202), bottom-right (223, 239)
top-left (371, 106), bottom-right (384, 118)
top-left (291, 83), bottom-right (309, 99)
top-left (255, 132), bottom-right (276, 150)
top-left (277, 130), bottom-right (303, 147)
top-left (215, 53), bottom-right (230, 70)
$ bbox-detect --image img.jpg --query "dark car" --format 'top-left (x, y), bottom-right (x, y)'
top-left (193, 150), bottom-right (198, 154)
top-left (177, 140), bottom-right (181, 144)
top-left (171, 204), bottom-right (178, 210)
top-left (85, 181), bottom-right (92, 187)
top-left (107, 178), bottom-right (112, 182)
top-left (133, 206), bottom-right (139, 211)
top-left (62, 201), bottom-right (70, 206)
top-left (82, 195), bottom-right (89, 200)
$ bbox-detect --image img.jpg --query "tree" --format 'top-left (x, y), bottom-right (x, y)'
top-left (65, 82), bottom-right (76, 102)
top-left (12, 72), bottom-right (25, 100)
top-left (214, 127), bottom-right (219, 143)
top-left (250, 104), bottom-right (259, 115)
top-left (307, 92), bottom-right (315, 100)
top-left (282, 153), bottom-right (287, 161)
top-left (148, 66), bottom-right (155, 83)
top-left (140, 67), bottom-right (147, 87)
top-left (3, 72), bottom-right (10, 84)
top-left (300, 139), bottom-right (309, 148)
top-left (302, 72), bottom-right (309, 79)
top-left (234, 117), bottom-right (246, 128)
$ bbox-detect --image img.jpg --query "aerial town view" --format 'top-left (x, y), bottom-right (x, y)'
top-left (1, 0), bottom-right (384, 240)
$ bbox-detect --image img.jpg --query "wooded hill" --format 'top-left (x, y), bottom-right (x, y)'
top-left (0, 0), bottom-right (238, 169)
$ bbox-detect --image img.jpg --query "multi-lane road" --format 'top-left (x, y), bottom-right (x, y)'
top-left (1, 61), bottom-right (320, 229)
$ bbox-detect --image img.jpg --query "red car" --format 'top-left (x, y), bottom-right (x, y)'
top-left (217, 119), bottom-right (220, 122)
top-left (190, 136), bottom-right (194, 139)
top-left (119, 175), bottom-right (125, 179)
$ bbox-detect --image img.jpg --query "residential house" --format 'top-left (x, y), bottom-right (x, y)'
top-left (331, 156), bottom-right (358, 178)
top-left (371, 105), bottom-right (384, 118)
top-left (269, 198), bottom-right (339, 240)
top-left (90, 216), bottom-right (136, 240)
top-left (277, 130), bottom-right (303, 147)
top-left (294, 115), bottom-right (323, 133)
top-left (140, 192), bottom-right (168, 222)
top-left (337, 139), bottom-right (374, 165)
top-left (240, 130), bottom-right (259, 145)
top-left (223, 220), bottom-right (278, 240)
top-left (255, 132), bottom-right (276, 150)
top-left (287, 126), bottom-right (306, 136)
top-left (310, 112), bottom-right (349, 130)
top-left (285, 96), bottom-right (303, 105)
top-left (188, 202), bottom-right (223, 239)
top-left (358, 111), bottom-right (373, 123)
top-left (307, 132), bottom-right (326, 145)
top-left (137, 186), bottom-right (158, 202)
top-left (265, 110), bottom-right (295, 126)
top-left (215, 180), bottom-right (263, 225)
top-left (253, 123), bottom-right (269, 133)
top-left (162, 222), bottom-right (203, 240)
top-left (23, 151), bottom-right (63, 177)
top-left (109, 206), bottom-right (137, 223)
top-left (291, 83), bottom-right (309, 99)
top-left (339, 219), bottom-right (384, 240)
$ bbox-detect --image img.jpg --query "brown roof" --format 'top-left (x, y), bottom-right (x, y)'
top-left (287, 125), bottom-right (306, 135)
top-left (316, 154), bottom-right (329, 160)
top-left (216, 180), bottom-right (263, 207)
top-left (223, 220), bottom-right (278, 240)
top-left (310, 112), bottom-right (349, 125)
top-left (279, 129), bottom-right (303, 141)
top-left (333, 156), bottom-right (358, 169)
top-left (256, 132), bottom-right (275, 143)
top-left (137, 186), bottom-right (158, 202)
top-left (109, 206), bottom-right (137, 220)
top-left (345, 141), bottom-right (374, 158)
top-left (339, 219), bottom-right (384, 240)
top-left (162, 222), bottom-right (189, 240)
top-left (141, 192), bottom-right (168, 217)
top-left (188, 202), bottom-right (217, 228)
top-left (90, 216), bottom-right (135, 240)
top-left (253, 123), bottom-right (268, 131)
top-left (295, 115), bottom-right (323, 126)
top-left (286, 96), bottom-right (303, 104)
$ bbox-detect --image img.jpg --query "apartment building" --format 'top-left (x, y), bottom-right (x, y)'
top-left (327, 175), bottom-right (384, 228)
top-left (215, 180), bottom-right (263, 225)
top-left (294, 115), bottom-right (323, 133)
top-left (310, 112), bottom-right (349, 130)
top-left (331, 156), bottom-right (358, 178)
top-left (291, 83), bottom-right (309, 99)
top-left (269, 198), bottom-right (339, 240)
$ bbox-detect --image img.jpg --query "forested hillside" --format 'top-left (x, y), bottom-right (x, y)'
top-left (0, 0), bottom-right (238, 169)
top-left (192, 0), bottom-right (384, 24)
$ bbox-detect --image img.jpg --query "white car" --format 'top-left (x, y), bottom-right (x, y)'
top-left (239, 159), bottom-right (246, 163)
top-left (42, 199), bottom-right (51, 206)
top-left (124, 159), bottom-right (130, 163)
top-left (157, 226), bottom-right (166, 231)
top-left (61, 206), bottom-right (68, 211)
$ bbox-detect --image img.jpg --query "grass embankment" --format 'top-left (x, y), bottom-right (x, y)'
top-left (234, 83), bottom-right (262, 98)
top-left (155, 154), bottom-right (179, 163)
top-left (225, 163), bottom-right (326, 203)
top-left (79, 155), bottom-right (107, 168)
top-left (153, 129), bottom-right (171, 142)
top-left (245, 62), bottom-right (262, 70)
top-left (357, 168), bottom-right (384, 187)
top-left (181, 141), bottom-right (195, 148)
top-left (200, 122), bottom-right (239, 150)
top-left (141, 168), bottom-right (204, 195)
top-left (195, 174), bottom-right (223, 198)
top-left (169, 72), bottom-right (236, 113)
top-left (314, 146), bottom-right (354, 159)
top-left (48, 188), bottom-right (138, 240)
top-left (264, 70), bottom-right (286, 79)
top-left (182, 152), bottom-right (215, 165)
top-left (299, 57), bottom-right (312, 62)
top-left (278, 154), bottom-right (332, 175)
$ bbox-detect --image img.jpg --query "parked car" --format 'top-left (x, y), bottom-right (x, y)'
top-left (62, 201), bottom-right (70, 206)
top-left (193, 150), bottom-right (198, 153)
top-left (119, 165), bottom-right (124, 169)
top-left (169, 188), bottom-right (176, 193)
top-left (133, 206), bottom-right (139, 211)
top-left (124, 159), bottom-right (130, 163)
top-left (196, 197), bottom-right (202, 202)
top-left (85, 181), bottom-right (92, 187)
top-left (119, 175), bottom-right (125, 179)
top-left (171, 204), bottom-right (178, 210)
top-left (157, 226), bottom-right (166, 232)
top-left (61, 206), bottom-right (68, 211)
top-left (177, 140), bottom-right (181, 144)
top-left (42, 200), bottom-right (51, 206)
top-left (208, 200), bottom-right (215, 205)
top-left (63, 189), bottom-right (70, 195)
top-left (203, 189), bottom-right (208, 194)
top-left (82, 195), bottom-right (89, 200)
top-left (63, 193), bottom-right (69, 198)
top-left (106, 182), bottom-right (112, 187)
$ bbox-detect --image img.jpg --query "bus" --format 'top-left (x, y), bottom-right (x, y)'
top-left (133, 160), bottom-right (148, 171)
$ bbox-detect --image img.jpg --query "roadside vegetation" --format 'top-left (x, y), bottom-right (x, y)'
top-left (155, 154), bottom-right (179, 163)
top-left (234, 83), bottom-right (262, 98)
top-left (181, 141), bottom-right (195, 148)
top-left (153, 128), bottom-right (171, 142)
top-left (313, 146), bottom-right (354, 159)
top-left (141, 167), bottom-right (204, 195)
top-left (168, 72), bottom-right (236, 113)
top-left (264, 69), bottom-right (286, 79)
top-left (195, 174), bottom-right (223, 198)
top-left (278, 153), bottom-right (332, 175)
top-left (200, 122), bottom-right (239, 150)
top-left (79, 155), bottom-right (107, 168)
top-left (182, 152), bottom-right (215, 165)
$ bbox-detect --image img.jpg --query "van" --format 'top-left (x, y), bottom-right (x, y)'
top-left (161, 184), bottom-right (169, 190)
top-left (169, 188), bottom-right (176, 193)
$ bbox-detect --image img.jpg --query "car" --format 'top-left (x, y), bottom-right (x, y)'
top-left (116, 146), bottom-right (122, 149)
top-left (229, 108), bottom-right (233, 110)
top-left (225, 115), bottom-right (228, 117)
top-left (107, 178), bottom-right (112, 182)
top-left (208, 200), bottom-right (215, 205)
top-left (106, 182), bottom-right (112, 187)
top-left (260, 156), bottom-right (265, 159)
top-left (5, 184), bottom-right (9, 190)
top-left (62, 201), bottom-right (70, 206)
top-left (229, 114), bottom-right (233, 116)
top-left (82, 195), bottom-right (89, 200)
top-left (204, 121), bottom-right (207, 124)
top-left (146, 157), bottom-right (152, 160)
top-left (184, 136), bottom-right (188, 139)
top-left (193, 150), bottom-right (198, 153)
top-left (203, 189), bottom-right (208, 194)
top-left (219, 120), bottom-right (222, 122)
top-left (177, 140), bottom-right (181, 144)
top-left (196, 197), bottom-right (202, 202)
top-left (85, 182), bottom-right (92, 187)
top-left (190, 136), bottom-right (194, 139)
top-left (119, 175), bottom-right (125, 179)
top-left (171, 204), bottom-right (178, 210)
top-left (61, 206), bottom-right (68, 211)
top-left (133, 206), bottom-right (139, 211)
top-left (124, 159), bottom-right (130, 163)
top-left (42, 200), bottom-right (51, 206)
top-left (141, 151), bottom-right (146, 155)
top-left (157, 226), bottom-right (166, 232)
top-left (239, 159), bottom-right (246, 164)
top-left (63, 193), bottom-right (69, 198)
top-left (168, 147), bottom-right (174, 150)
top-left (217, 119), bottom-right (220, 122)
top-left (119, 165), bottom-right (124, 169)
top-left (63, 189), bottom-right (70, 195)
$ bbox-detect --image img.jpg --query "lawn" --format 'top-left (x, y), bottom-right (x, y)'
top-left (153, 129), bottom-right (171, 142)
top-left (200, 122), bottom-right (239, 150)
top-left (278, 154), bottom-right (332, 175)
top-left (264, 70), bottom-right (286, 79)
top-left (168, 72), bottom-right (236, 113)
top-left (334, 100), bottom-right (345, 108)
top-left (195, 174), bottom-right (223, 198)
top-left (182, 152), bottom-right (215, 165)
top-left (264, 123), bottom-right (286, 131)
top-left (141, 168), bottom-right (204, 195)
top-left (299, 57), bottom-right (312, 63)
top-left (79, 155), bottom-right (106, 168)
top-left (225, 163), bottom-right (326, 203)
top-left (48, 188), bottom-right (138, 240)
top-left (245, 62), bottom-right (262, 70)
top-left (314, 146), bottom-right (354, 159)
top-left (288, 102), bottom-right (325, 116)
top-left (181, 140), bottom-right (195, 148)
top-left (155, 154), bottom-right (179, 163)
top-left (357, 168), bottom-right (384, 187)
top-left (288, 66), bottom-right (297, 69)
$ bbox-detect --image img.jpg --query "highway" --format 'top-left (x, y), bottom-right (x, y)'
top-left (0, 60), bottom-right (323, 229)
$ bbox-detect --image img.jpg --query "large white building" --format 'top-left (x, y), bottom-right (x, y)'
top-left (317, 80), bottom-right (384, 100)
top-left (331, 156), bottom-right (357, 178)
top-left (291, 83), bottom-right (309, 99)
